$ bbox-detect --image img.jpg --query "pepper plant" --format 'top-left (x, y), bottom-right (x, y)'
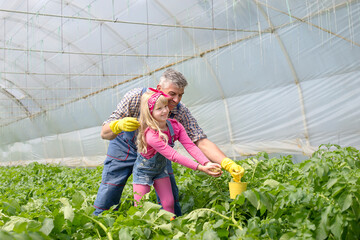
top-left (0, 144), bottom-right (359, 239)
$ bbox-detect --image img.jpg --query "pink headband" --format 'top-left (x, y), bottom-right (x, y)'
top-left (148, 88), bottom-right (170, 113)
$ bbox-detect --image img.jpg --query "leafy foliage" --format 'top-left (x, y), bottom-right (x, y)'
top-left (0, 144), bottom-right (359, 239)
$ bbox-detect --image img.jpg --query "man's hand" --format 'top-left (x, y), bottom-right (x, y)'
top-left (109, 117), bottom-right (140, 134)
top-left (221, 158), bottom-right (245, 182)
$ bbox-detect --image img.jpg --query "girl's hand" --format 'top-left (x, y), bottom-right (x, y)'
top-left (198, 162), bottom-right (223, 177)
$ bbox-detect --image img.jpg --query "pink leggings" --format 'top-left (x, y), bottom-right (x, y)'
top-left (133, 177), bottom-right (174, 214)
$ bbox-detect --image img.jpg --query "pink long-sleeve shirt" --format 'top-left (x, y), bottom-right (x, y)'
top-left (141, 119), bottom-right (210, 170)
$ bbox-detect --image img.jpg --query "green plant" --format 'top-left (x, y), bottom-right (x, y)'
top-left (0, 144), bottom-right (359, 239)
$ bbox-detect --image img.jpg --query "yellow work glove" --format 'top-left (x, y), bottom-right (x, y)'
top-left (221, 157), bottom-right (245, 182)
top-left (109, 117), bottom-right (140, 134)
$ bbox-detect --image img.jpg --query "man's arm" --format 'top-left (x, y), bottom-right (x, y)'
top-left (101, 123), bottom-right (117, 140)
top-left (176, 103), bottom-right (244, 180)
top-left (175, 105), bottom-right (226, 164)
top-left (100, 88), bottom-right (142, 140)
top-left (196, 138), bottom-right (245, 182)
top-left (195, 138), bottom-right (226, 164)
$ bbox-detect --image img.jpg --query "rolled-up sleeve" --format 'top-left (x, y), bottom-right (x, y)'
top-left (103, 88), bottom-right (142, 125)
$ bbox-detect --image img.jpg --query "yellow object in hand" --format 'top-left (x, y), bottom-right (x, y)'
top-left (109, 117), bottom-right (140, 134)
top-left (221, 157), bottom-right (245, 182)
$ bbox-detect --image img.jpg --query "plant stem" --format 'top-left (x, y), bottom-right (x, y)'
top-left (251, 161), bottom-right (259, 181)
top-left (192, 208), bottom-right (243, 230)
top-left (82, 214), bottom-right (113, 240)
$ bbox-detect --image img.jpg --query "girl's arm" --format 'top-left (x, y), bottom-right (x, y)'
top-left (176, 122), bottom-right (211, 166)
top-left (146, 131), bottom-right (199, 170)
top-left (146, 129), bottom-right (222, 176)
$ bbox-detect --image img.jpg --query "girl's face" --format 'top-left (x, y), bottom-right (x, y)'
top-left (152, 100), bottom-right (169, 123)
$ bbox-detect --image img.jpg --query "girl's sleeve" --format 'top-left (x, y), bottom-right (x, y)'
top-left (176, 122), bottom-right (210, 166)
top-left (145, 131), bottom-right (199, 170)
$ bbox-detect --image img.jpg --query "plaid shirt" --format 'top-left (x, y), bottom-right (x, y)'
top-left (104, 88), bottom-right (207, 143)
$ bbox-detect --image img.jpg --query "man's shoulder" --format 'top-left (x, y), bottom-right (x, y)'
top-left (123, 87), bottom-right (147, 100)
top-left (126, 87), bottom-right (143, 96)
top-left (174, 102), bottom-right (191, 116)
top-left (171, 103), bottom-right (194, 125)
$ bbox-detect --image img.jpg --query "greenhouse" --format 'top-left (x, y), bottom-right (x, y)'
top-left (0, 0), bottom-right (359, 239)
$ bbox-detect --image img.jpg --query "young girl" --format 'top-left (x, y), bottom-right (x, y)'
top-left (133, 88), bottom-right (222, 214)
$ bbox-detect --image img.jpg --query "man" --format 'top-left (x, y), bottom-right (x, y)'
top-left (93, 68), bottom-right (244, 216)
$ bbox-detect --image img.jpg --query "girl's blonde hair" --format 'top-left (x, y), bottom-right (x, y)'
top-left (137, 91), bottom-right (169, 154)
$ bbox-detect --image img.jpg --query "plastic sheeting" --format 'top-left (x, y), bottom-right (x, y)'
top-left (0, 0), bottom-right (359, 166)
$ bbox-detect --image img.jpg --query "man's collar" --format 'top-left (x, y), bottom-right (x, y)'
top-left (169, 103), bottom-right (179, 116)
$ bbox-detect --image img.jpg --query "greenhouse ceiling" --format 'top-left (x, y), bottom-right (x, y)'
top-left (0, 0), bottom-right (359, 166)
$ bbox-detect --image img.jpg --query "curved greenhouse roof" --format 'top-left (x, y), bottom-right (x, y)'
top-left (0, 0), bottom-right (359, 166)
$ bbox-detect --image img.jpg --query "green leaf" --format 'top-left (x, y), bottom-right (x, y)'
top-left (53, 213), bottom-right (65, 233)
top-left (184, 209), bottom-right (208, 221)
top-left (72, 191), bottom-right (84, 208)
top-left (141, 201), bottom-right (162, 216)
top-left (40, 218), bottom-right (54, 236)
top-left (351, 193), bottom-right (360, 220)
top-left (263, 179), bottom-right (280, 188)
top-left (13, 221), bottom-right (27, 233)
top-left (59, 198), bottom-right (74, 222)
top-left (341, 194), bottom-right (353, 212)
top-left (0, 231), bottom-right (15, 240)
top-left (224, 201), bottom-right (230, 211)
top-left (3, 202), bottom-right (16, 216)
top-left (231, 193), bottom-right (245, 205)
top-left (248, 205), bottom-right (258, 217)
top-left (8, 200), bottom-right (21, 213)
top-left (259, 192), bottom-right (272, 212)
top-left (244, 190), bottom-right (259, 209)
top-left (2, 216), bottom-right (30, 232)
top-left (330, 214), bottom-right (343, 239)
top-left (156, 223), bottom-right (172, 235)
top-left (27, 220), bottom-right (41, 231)
top-left (316, 205), bottom-right (332, 240)
top-left (332, 186), bottom-right (346, 198)
top-left (28, 232), bottom-right (46, 240)
top-left (260, 204), bottom-right (267, 216)
top-left (118, 228), bottom-right (132, 240)
top-left (216, 228), bottom-right (229, 238)
top-left (83, 206), bottom-right (95, 215)
top-left (143, 228), bottom-right (151, 238)
top-left (173, 231), bottom-right (185, 239)
top-left (62, 205), bottom-right (74, 222)
top-left (103, 215), bottom-right (115, 228)
top-left (213, 219), bottom-right (224, 228)
top-left (156, 209), bottom-right (174, 221)
top-left (203, 229), bottom-right (220, 239)
top-left (279, 232), bottom-right (296, 240)
top-left (326, 178), bottom-right (338, 189)
top-left (316, 166), bottom-right (325, 177)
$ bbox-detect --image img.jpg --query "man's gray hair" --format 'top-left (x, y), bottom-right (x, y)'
top-left (159, 68), bottom-right (188, 89)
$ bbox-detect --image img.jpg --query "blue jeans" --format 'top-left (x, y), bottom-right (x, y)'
top-left (93, 155), bottom-right (182, 216)
top-left (94, 119), bottom-right (181, 216)
top-left (133, 153), bottom-right (168, 185)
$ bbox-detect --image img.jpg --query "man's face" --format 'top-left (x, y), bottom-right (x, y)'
top-left (157, 83), bottom-right (184, 111)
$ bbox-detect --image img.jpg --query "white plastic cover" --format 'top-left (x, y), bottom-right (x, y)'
top-left (0, 0), bottom-right (359, 166)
